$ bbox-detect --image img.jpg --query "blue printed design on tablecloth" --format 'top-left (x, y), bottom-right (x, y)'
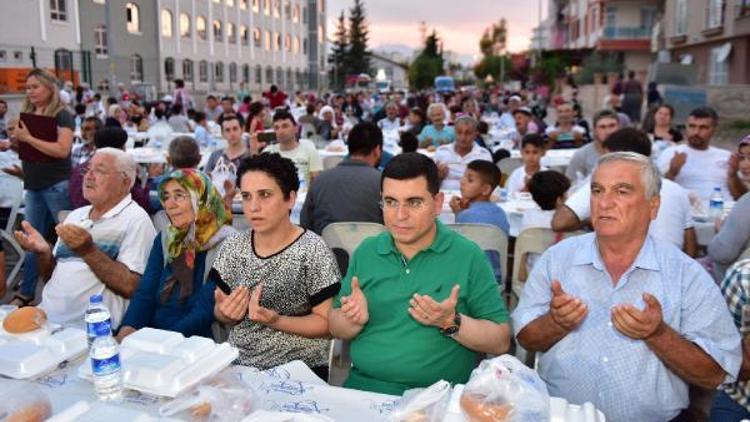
top-left (262, 367), bottom-right (291, 380)
top-left (34, 373), bottom-right (69, 388)
top-left (260, 380), bottom-right (312, 395)
top-left (124, 390), bottom-right (161, 406)
top-left (278, 400), bottom-right (329, 414)
top-left (370, 399), bottom-right (399, 415)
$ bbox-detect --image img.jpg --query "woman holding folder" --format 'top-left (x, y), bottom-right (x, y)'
top-left (10, 69), bottom-right (74, 306)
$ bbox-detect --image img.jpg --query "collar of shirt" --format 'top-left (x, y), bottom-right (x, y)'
top-left (340, 157), bottom-right (371, 167)
top-left (573, 234), bottom-right (661, 279)
top-left (375, 220), bottom-right (453, 257)
top-left (88, 194), bottom-right (134, 221)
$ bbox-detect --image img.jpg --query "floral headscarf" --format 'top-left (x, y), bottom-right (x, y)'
top-left (159, 169), bottom-right (233, 268)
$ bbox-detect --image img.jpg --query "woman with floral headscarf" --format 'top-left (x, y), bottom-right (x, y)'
top-left (116, 169), bottom-right (235, 341)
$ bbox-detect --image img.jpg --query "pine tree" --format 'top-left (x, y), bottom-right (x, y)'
top-left (408, 30), bottom-right (444, 90)
top-left (346, 0), bottom-right (371, 76)
top-left (328, 11), bottom-right (348, 90)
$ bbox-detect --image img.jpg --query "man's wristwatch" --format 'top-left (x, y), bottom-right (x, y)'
top-left (439, 313), bottom-right (462, 337)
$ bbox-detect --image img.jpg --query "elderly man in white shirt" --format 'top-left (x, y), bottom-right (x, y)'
top-left (377, 101), bottom-right (402, 133)
top-left (434, 115), bottom-right (492, 190)
top-left (15, 148), bottom-right (156, 329)
top-left (552, 128), bottom-right (698, 256)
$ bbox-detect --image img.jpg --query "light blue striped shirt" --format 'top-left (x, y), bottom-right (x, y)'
top-left (512, 233), bottom-right (741, 422)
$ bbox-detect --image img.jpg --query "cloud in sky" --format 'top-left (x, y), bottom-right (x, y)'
top-left (326, 0), bottom-right (547, 62)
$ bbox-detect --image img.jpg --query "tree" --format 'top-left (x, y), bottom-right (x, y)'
top-left (328, 11), bottom-right (348, 90)
top-left (475, 19), bottom-right (509, 81)
top-left (474, 55), bottom-right (512, 81)
top-left (408, 30), bottom-right (444, 90)
top-left (346, 0), bottom-right (371, 76)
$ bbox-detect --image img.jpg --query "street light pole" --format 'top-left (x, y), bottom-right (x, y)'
top-left (105, 0), bottom-right (116, 98)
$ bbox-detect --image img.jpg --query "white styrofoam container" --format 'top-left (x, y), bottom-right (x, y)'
top-left (77, 328), bottom-right (238, 398)
top-left (46, 400), bottom-right (184, 422)
top-left (0, 323), bottom-right (87, 379)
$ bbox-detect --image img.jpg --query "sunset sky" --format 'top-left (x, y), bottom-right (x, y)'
top-left (326, 0), bottom-right (548, 63)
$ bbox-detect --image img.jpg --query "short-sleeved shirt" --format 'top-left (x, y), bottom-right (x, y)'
top-left (433, 143), bottom-right (492, 190)
top-left (565, 177), bottom-right (693, 249)
top-left (418, 125), bottom-right (455, 147)
top-left (718, 259), bottom-right (750, 412)
top-left (565, 142), bottom-right (602, 180)
top-left (212, 229), bottom-right (341, 369)
top-left (204, 148), bottom-right (251, 175)
top-left (511, 233), bottom-right (741, 421)
top-left (334, 221), bottom-right (509, 395)
top-left (263, 139), bottom-right (323, 185)
top-left (22, 109), bottom-right (74, 190)
top-left (506, 166), bottom-right (548, 195)
top-left (657, 144), bottom-right (732, 200)
top-left (544, 124), bottom-right (586, 149)
top-left (39, 194), bottom-right (157, 329)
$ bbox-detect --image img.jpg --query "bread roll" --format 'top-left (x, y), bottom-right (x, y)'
top-left (5, 400), bottom-right (52, 422)
top-left (2, 307), bottom-right (47, 334)
top-left (460, 393), bottom-right (512, 422)
top-left (191, 402), bottom-right (212, 417)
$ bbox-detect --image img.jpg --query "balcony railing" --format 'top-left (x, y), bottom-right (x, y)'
top-left (602, 26), bottom-right (652, 39)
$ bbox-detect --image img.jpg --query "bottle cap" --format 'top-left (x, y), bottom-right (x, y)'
top-left (89, 294), bottom-right (103, 304)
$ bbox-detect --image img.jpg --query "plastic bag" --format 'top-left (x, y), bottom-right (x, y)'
top-left (460, 355), bottom-right (549, 422)
top-left (211, 157), bottom-right (237, 197)
top-left (388, 380), bottom-right (451, 422)
top-left (159, 372), bottom-right (255, 421)
top-left (242, 410), bottom-right (336, 422)
top-left (0, 384), bottom-right (52, 422)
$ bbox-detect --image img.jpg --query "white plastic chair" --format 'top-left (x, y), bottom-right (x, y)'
top-left (0, 174), bottom-right (26, 291)
top-left (497, 157), bottom-right (523, 182)
top-left (446, 222), bottom-right (509, 289)
top-left (322, 155), bottom-right (344, 171)
top-left (321, 222), bottom-right (386, 386)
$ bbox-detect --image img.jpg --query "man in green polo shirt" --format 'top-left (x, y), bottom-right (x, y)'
top-left (328, 152), bottom-right (511, 395)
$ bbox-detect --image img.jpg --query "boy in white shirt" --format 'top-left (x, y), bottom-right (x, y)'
top-left (506, 134), bottom-right (547, 195)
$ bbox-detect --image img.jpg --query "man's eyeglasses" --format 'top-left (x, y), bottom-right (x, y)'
top-left (379, 197), bottom-right (429, 211)
top-left (82, 167), bottom-right (125, 178)
top-left (160, 191), bottom-right (190, 203)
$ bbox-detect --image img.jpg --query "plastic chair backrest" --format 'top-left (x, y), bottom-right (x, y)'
top-left (322, 155), bottom-right (344, 171)
top-left (0, 174), bottom-right (23, 233)
top-left (446, 223), bottom-right (509, 283)
top-left (321, 222), bottom-right (386, 258)
top-left (511, 228), bottom-right (583, 298)
top-left (57, 210), bottom-right (72, 224)
top-left (497, 157), bottom-right (523, 182)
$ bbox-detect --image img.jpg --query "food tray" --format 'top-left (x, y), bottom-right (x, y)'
top-left (47, 400), bottom-right (183, 422)
top-left (0, 308), bottom-right (87, 379)
top-left (77, 327), bottom-right (238, 397)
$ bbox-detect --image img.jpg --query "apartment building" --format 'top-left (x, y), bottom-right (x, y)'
top-left (664, 0), bottom-right (750, 84)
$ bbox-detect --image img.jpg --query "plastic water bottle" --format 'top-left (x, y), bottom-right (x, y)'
top-left (90, 333), bottom-right (123, 401)
top-left (85, 294), bottom-right (111, 348)
top-left (709, 187), bottom-right (724, 220)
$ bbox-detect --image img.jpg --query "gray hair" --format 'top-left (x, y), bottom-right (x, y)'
top-left (94, 147), bottom-right (137, 190)
top-left (426, 102), bottom-right (447, 117)
top-left (596, 151), bottom-right (661, 199)
top-left (454, 115), bottom-right (478, 131)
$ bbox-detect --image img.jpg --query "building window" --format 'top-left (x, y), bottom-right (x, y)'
top-left (94, 25), bottom-right (108, 57)
top-left (93, 0), bottom-right (104, 4)
top-left (213, 20), bottom-right (223, 41)
top-left (126, 3), bottom-right (140, 33)
top-left (50, 0), bottom-right (67, 21)
top-left (226, 0), bottom-right (234, 6)
top-left (180, 13), bottom-right (191, 38)
top-left (318, 0), bottom-right (324, 13)
top-left (164, 57), bottom-right (175, 81)
top-left (228, 23), bottom-right (236, 44)
top-left (318, 24), bottom-right (324, 44)
top-left (707, 0), bottom-right (725, 28)
top-left (161, 9), bottom-right (173, 37)
top-left (54, 49), bottom-right (73, 73)
top-left (286, 68), bottom-right (293, 89)
top-left (675, 0), bottom-right (687, 35)
top-left (240, 25), bottom-right (249, 45)
top-left (130, 54), bottom-right (143, 82)
top-left (709, 46), bottom-right (729, 85)
top-left (242, 64), bottom-right (250, 83)
top-left (215, 62), bottom-right (224, 82)
top-left (276, 67), bottom-right (284, 86)
top-left (293, 36), bottom-right (300, 54)
top-left (285, 34), bottom-right (291, 52)
top-left (293, 4), bottom-right (300, 22)
top-left (197, 16), bottom-right (207, 40)
top-left (302, 6), bottom-right (307, 24)
top-left (605, 6), bottom-right (617, 28)
top-left (252, 0), bottom-right (259, 12)
top-left (284, 1), bottom-right (291, 19)
top-left (199, 60), bottom-right (208, 82)
top-left (183, 59), bottom-right (194, 82)
top-left (295, 70), bottom-right (302, 88)
top-left (240, 0), bottom-right (247, 10)
top-left (264, 30), bottom-right (271, 50)
top-left (266, 66), bottom-right (273, 84)
top-left (229, 63), bottom-right (237, 83)
top-left (275, 32), bottom-right (281, 50)
top-left (274, 0), bottom-right (281, 17)
top-left (264, 0), bottom-right (270, 15)
top-left (253, 28), bottom-right (261, 47)
top-left (255, 65), bottom-right (262, 84)
top-left (303, 38), bottom-right (308, 54)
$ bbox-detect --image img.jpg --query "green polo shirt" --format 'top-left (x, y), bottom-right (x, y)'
top-left (334, 220), bottom-right (509, 395)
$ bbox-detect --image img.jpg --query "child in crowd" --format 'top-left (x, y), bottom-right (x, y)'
top-left (517, 170), bottom-right (571, 281)
top-left (399, 131), bottom-right (419, 154)
top-left (506, 134), bottom-right (548, 195)
top-left (735, 135), bottom-right (750, 190)
top-left (450, 160), bottom-right (510, 283)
